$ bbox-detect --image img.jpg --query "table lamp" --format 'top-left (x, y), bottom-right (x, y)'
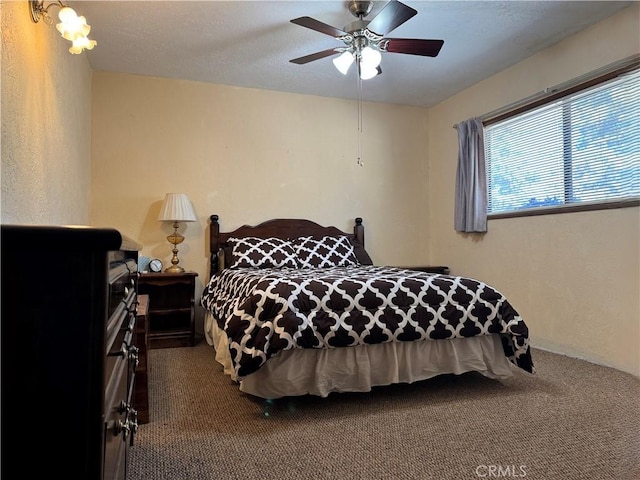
top-left (157, 193), bottom-right (197, 273)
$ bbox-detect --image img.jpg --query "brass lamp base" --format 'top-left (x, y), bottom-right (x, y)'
top-left (165, 221), bottom-right (186, 273)
top-left (165, 265), bottom-right (185, 273)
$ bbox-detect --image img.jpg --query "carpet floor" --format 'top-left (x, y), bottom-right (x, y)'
top-left (127, 339), bottom-right (639, 480)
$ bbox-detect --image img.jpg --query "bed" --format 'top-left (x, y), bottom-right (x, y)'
top-left (201, 215), bottom-right (534, 399)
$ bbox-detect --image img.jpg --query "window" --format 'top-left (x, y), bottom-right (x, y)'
top-left (484, 67), bottom-right (639, 216)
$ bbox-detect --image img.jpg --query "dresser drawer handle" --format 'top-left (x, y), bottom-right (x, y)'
top-left (118, 401), bottom-right (140, 442)
top-left (128, 345), bottom-right (139, 367)
top-left (115, 344), bottom-right (128, 357)
top-left (119, 400), bottom-right (131, 414)
top-left (115, 414), bottom-right (138, 444)
top-left (115, 419), bottom-right (128, 438)
top-left (115, 419), bottom-right (131, 441)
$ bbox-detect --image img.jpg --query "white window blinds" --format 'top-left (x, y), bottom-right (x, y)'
top-left (484, 69), bottom-right (639, 214)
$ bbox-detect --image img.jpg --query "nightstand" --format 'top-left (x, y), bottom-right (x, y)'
top-left (396, 265), bottom-right (450, 274)
top-left (138, 271), bottom-right (198, 349)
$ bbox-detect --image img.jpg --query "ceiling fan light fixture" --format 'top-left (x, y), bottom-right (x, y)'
top-left (358, 45), bottom-right (381, 80)
top-left (361, 46), bottom-right (382, 68)
top-left (358, 61), bottom-right (378, 80)
top-left (333, 50), bottom-right (355, 75)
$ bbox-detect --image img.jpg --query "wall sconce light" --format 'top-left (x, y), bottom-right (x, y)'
top-left (157, 193), bottom-right (198, 273)
top-left (29, 1), bottom-right (97, 54)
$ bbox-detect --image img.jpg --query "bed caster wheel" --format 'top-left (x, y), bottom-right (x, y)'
top-left (263, 399), bottom-right (274, 417)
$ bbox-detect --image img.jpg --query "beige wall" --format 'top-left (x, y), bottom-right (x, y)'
top-left (2, 0), bottom-right (638, 376)
top-left (1, 1), bottom-right (92, 224)
top-left (428, 4), bottom-right (640, 375)
top-left (90, 73), bottom-right (431, 282)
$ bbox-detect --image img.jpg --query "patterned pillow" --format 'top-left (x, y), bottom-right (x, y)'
top-left (293, 235), bottom-right (360, 268)
top-left (228, 237), bottom-right (298, 269)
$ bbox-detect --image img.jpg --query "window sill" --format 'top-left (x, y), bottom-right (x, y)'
top-left (488, 198), bottom-right (640, 220)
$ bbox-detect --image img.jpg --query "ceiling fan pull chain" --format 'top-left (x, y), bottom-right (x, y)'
top-left (357, 74), bottom-right (364, 167)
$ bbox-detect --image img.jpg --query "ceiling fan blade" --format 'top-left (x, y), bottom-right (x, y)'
top-left (290, 17), bottom-right (348, 38)
top-left (290, 48), bottom-right (341, 65)
top-left (366, 0), bottom-right (417, 36)
top-left (382, 38), bottom-right (444, 57)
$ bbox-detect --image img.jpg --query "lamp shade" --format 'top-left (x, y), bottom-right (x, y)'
top-left (359, 62), bottom-right (378, 80)
top-left (333, 51), bottom-right (354, 75)
top-left (361, 46), bottom-right (381, 68)
top-left (157, 193), bottom-right (197, 222)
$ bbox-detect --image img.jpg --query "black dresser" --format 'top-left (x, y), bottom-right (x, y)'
top-left (1, 225), bottom-right (142, 479)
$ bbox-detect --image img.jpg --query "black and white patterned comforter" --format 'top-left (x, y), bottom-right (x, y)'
top-left (201, 266), bottom-right (535, 379)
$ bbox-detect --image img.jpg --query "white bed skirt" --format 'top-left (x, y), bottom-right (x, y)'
top-left (205, 312), bottom-right (514, 399)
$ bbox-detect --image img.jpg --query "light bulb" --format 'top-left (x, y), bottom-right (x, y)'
top-left (57, 6), bottom-right (76, 22)
top-left (332, 51), bottom-right (355, 75)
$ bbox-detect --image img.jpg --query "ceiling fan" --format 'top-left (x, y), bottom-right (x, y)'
top-left (289, 0), bottom-right (444, 80)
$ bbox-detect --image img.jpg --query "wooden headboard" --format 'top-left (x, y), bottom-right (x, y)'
top-left (207, 215), bottom-right (369, 278)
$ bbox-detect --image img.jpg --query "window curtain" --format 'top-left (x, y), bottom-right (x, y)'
top-left (454, 117), bottom-right (488, 233)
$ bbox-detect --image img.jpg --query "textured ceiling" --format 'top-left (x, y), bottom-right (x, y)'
top-left (75, 0), bottom-right (633, 107)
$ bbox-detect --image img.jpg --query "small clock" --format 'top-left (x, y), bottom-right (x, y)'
top-left (149, 258), bottom-right (163, 273)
